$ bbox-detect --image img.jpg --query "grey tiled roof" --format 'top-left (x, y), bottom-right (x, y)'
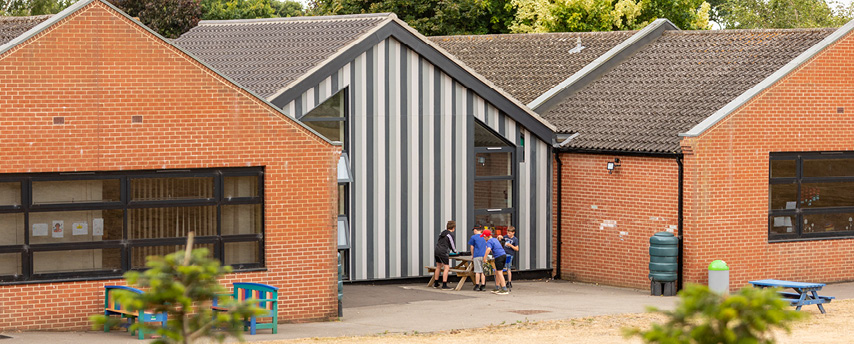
top-left (546, 28), bottom-right (836, 153)
top-left (174, 14), bottom-right (390, 98)
top-left (0, 15), bottom-right (52, 46)
top-left (430, 31), bottom-right (635, 104)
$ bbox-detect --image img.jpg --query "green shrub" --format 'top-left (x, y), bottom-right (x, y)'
top-left (92, 236), bottom-right (263, 344)
top-left (625, 284), bottom-right (805, 344)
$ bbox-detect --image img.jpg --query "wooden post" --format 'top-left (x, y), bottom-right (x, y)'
top-left (183, 231), bottom-right (195, 266)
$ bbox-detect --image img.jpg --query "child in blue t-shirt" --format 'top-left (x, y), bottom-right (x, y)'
top-left (504, 226), bottom-right (519, 290)
top-left (484, 230), bottom-right (509, 294)
top-left (468, 226), bottom-right (488, 291)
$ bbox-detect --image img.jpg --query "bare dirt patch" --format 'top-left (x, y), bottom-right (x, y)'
top-left (260, 299), bottom-right (854, 344)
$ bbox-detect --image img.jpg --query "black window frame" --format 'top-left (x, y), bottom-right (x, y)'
top-left (300, 89), bottom-right (348, 145)
top-left (0, 167), bottom-right (264, 284)
top-left (473, 119), bottom-right (517, 232)
top-left (769, 152), bottom-right (854, 242)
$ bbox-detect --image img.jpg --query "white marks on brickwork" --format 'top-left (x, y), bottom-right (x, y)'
top-left (600, 219), bottom-right (616, 231)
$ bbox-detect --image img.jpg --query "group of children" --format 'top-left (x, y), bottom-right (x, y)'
top-left (432, 220), bottom-right (519, 295)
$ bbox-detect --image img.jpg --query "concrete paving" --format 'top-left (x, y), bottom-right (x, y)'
top-left (4, 279), bottom-right (854, 343)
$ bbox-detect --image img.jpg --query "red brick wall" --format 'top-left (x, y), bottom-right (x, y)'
top-left (681, 28), bottom-right (854, 289)
top-left (0, 2), bottom-right (339, 330)
top-left (555, 153), bottom-right (678, 289)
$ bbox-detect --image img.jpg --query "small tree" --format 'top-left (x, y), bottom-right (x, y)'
top-left (625, 284), bottom-right (805, 344)
top-left (92, 233), bottom-right (263, 344)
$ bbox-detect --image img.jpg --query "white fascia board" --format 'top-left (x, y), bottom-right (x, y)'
top-left (680, 19), bottom-right (854, 137)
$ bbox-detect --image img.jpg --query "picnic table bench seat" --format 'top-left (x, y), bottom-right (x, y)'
top-left (749, 279), bottom-right (834, 314)
top-left (778, 291), bottom-right (835, 304)
top-left (103, 286), bottom-right (168, 340)
top-left (212, 282), bottom-right (279, 335)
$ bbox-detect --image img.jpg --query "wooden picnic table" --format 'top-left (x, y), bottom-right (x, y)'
top-left (749, 279), bottom-right (835, 314)
top-left (424, 254), bottom-right (505, 291)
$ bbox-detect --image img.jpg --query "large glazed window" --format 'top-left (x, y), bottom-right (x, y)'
top-left (769, 152), bottom-right (854, 241)
top-left (0, 168), bottom-right (264, 283)
top-left (473, 120), bottom-right (515, 235)
top-left (302, 90), bottom-right (346, 144)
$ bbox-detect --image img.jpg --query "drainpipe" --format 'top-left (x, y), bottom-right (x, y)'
top-left (554, 152), bottom-right (562, 279)
top-left (552, 132), bottom-right (579, 280)
top-left (676, 155), bottom-right (684, 291)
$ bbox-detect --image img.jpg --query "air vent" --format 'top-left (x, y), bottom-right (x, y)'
top-left (53, 117), bottom-right (64, 125)
top-left (838, 107), bottom-right (844, 114)
top-left (132, 115), bottom-right (143, 123)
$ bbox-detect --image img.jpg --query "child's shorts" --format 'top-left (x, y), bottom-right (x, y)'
top-left (472, 256), bottom-right (484, 273)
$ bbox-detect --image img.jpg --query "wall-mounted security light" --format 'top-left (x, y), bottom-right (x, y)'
top-left (606, 158), bottom-right (621, 174)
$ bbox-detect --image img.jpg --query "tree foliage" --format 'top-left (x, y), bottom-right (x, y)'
top-left (271, 0), bottom-right (304, 17)
top-left (108, 0), bottom-right (202, 38)
top-left (625, 284), bottom-right (805, 344)
top-left (510, 0), bottom-right (710, 33)
top-left (1, 0), bottom-right (75, 16)
top-left (718, 0), bottom-right (852, 29)
top-left (91, 244), bottom-right (263, 344)
top-left (309, 0), bottom-right (516, 35)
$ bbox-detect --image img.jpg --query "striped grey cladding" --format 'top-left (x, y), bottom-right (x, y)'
top-left (292, 38), bottom-right (551, 280)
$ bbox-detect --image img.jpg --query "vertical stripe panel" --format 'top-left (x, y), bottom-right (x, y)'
top-left (410, 50), bottom-right (421, 275)
top-left (474, 96), bottom-right (484, 121)
top-left (497, 111), bottom-right (505, 136)
top-left (520, 129), bottom-right (531, 270)
top-left (466, 90), bottom-right (475, 236)
top-left (432, 65), bottom-right (441, 262)
top-left (302, 89), bottom-right (311, 113)
top-left (397, 41), bottom-right (408, 277)
top-left (441, 73), bottom-right (452, 231)
top-left (285, 101), bottom-right (295, 117)
top-left (354, 53), bottom-right (367, 280)
top-left (455, 84), bottom-right (467, 245)
top-left (367, 44), bottom-right (378, 279)
top-left (294, 96), bottom-right (303, 118)
top-left (424, 60), bottom-right (435, 272)
top-left (506, 116), bottom-right (517, 144)
top-left (381, 39), bottom-right (395, 278)
top-left (490, 105), bottom-right (499, 127)
top-left (538, 140), bottom-right (548, 268)
top-left (529, 133), bottom-right (538, 269)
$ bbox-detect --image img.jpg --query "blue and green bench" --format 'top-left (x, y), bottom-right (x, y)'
top-left (103, 286), bottom-right (168, 340)
top-left (212, 282), bottom-right (279, 335)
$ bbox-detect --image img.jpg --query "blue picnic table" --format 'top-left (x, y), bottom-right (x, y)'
top-left (749, 279), bottom-right (835, 314)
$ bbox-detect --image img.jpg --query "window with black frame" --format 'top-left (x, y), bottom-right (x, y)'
top-left (303, 88), bottom-right (351, 279)
top-left (301, 90), bottom-right (346, 143)
top-left (0, 168), bottom-right (264, 283)
top-left (473, 120), bottom-right (515, 235)
top-left (769, 152), bottom-right (854, 240)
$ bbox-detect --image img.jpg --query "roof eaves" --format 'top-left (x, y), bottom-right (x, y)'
top-left (528, 18), bottom-right (679, 113)
top-left (680, 19), bottom-right (854, 137)
top-left (0, 0), bottom-right (339, 147)
top-left (264, 14), bottom-right (395, 102)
